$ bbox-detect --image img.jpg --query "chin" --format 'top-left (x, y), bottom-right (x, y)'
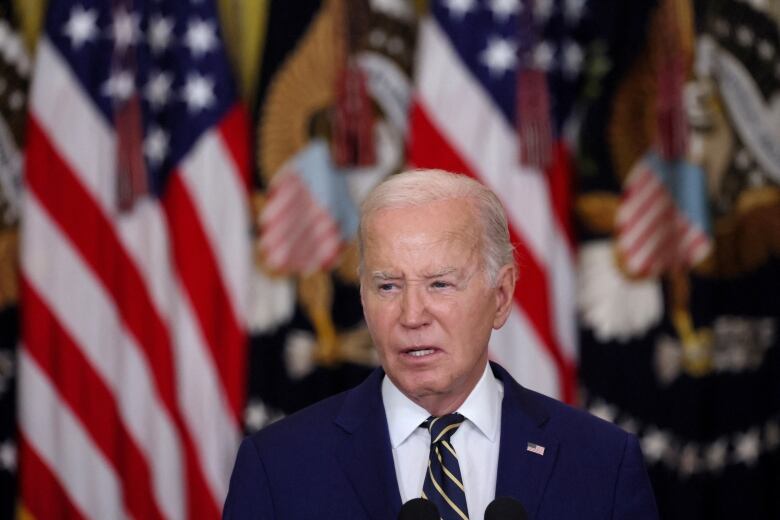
top-left (400, 378), bottom-right (446, 400)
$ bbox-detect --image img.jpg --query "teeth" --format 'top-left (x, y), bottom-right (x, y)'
top-left (408, 349), bottom-right (434, 357)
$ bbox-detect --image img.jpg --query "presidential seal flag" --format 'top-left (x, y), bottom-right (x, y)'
top-left (18, 0), bottom-right (252, 519)
top-left (575, 0), bottom-right (780, 517)
top-left (0, 1), bottom-right (28, 516)
top-left (244, 0), bottom-right (415, 430)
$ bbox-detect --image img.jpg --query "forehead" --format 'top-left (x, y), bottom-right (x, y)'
top-left (362, 199), bottom-right (481, 271)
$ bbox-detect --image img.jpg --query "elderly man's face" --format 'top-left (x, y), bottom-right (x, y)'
top-left (360, 199), bottom-right (515, 415)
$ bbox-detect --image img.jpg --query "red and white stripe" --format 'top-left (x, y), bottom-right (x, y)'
top-left (258, 167), bottom-right (343, 274)
top-left (616, 160), bottom-right (710, 278)
top-left (19, 37), bottom-right (251, 520)
top-left (408, 18), bottom-right (577, 402)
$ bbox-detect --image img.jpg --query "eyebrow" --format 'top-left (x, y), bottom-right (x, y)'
top-left (369, 268), bottom-right (459, 280)
top-left (370, 271), bottom-right (401, 280)
top-left (423, 267), bottom-right (458, 278)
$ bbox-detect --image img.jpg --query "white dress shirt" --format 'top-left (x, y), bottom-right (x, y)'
top-left (382, 363), bottom-right (504, 520)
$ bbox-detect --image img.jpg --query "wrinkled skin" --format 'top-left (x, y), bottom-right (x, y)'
top-left (360, 199), bottom-right (516, 416)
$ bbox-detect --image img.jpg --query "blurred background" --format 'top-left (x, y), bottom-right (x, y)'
top-left (0, 0), bottom-right (778, 518)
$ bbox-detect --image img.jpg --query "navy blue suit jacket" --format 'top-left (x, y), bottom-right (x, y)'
top-left (223, 363), bottom-right (658, 519)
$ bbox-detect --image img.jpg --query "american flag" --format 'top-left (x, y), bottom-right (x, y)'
top-left (408, 0), bottom-right (580, 401)
top-left (18, 0), bottom-right (251, 518)
top-left (258, 140), bottom-right (359, 275)
top-left (615, 153), bottom-right (711, 278)
top-left (526, 441), bottom-right (546, 456)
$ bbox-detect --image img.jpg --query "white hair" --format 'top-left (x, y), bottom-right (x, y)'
top-left (358, 169), bottom-right (515, 285)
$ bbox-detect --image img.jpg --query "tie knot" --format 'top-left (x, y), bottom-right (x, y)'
top-left (426, 413), bottom-right (464, 444)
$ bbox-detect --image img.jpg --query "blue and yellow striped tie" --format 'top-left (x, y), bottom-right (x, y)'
top-left (422, 413), bottom-right (469, 520)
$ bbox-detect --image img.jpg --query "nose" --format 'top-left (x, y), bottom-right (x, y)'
top-left (399, 285), bottom-right (430, 329)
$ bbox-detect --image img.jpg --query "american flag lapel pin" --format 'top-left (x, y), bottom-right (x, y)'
top-left (527, 442), bottom-right (545, 456)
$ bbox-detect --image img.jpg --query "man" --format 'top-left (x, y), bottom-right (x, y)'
top-left (224, 169), bottom-right (659, 519)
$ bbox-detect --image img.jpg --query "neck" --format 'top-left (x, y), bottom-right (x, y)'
top-left (412, 362), bottom-right (488, 417)
top-left (418, 395), bottom-right (468, 417)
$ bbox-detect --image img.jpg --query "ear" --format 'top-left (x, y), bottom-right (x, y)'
top-left (492, 264), bottom-right (517, 329)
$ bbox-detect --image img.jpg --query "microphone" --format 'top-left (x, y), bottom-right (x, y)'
top-left (484, 496), bottom-right (528, 520)
top-left (397, 498), bottom-right (440, 520)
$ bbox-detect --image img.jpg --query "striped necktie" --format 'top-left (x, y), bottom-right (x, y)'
top-left (422, 413), bottom-right (469, 520)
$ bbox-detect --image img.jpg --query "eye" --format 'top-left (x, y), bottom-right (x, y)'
top-left (430, 280), bottom-right (451, 289)
top-left (377, 283), bottom-right (397, 292)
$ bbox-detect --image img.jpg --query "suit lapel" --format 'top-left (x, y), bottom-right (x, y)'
top-left (332, 364), bottom-right (559, 518)
top-left (335, 369), bottom-right (402, 520)
top-left (492, 363), bottom-right (558, 519)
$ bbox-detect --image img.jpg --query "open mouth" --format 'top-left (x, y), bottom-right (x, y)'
top-left (403, 347), bottom-right (438, 358)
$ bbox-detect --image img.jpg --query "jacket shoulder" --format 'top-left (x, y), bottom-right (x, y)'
top-left (527, 387), bottom-right (628, 442)
top-left (493, 360), bottom-right (634, 463)
top-left (244, 367), bottom-right (385, 455)
top-left (246, 389), bottom-right (348, 453)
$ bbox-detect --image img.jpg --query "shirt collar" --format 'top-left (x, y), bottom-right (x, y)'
top-left (382, 374), bottom-right (430, 449)
top-left (381, 363), bottom-right (503, 448)
top-left (457, 363), bottom-right (503, 442)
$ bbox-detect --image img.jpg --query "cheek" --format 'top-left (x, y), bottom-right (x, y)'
top-left (428, 297), bottom-right (468, 328)
top-left (361, 289), bottom-right (379, 318)
top-left (449, 299), bottom-right (496, 346)
top-left (363, 297), bottom-right (396, 337)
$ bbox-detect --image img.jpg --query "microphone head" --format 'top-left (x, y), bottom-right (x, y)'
top-left (484, 496), bottom-right (528, 520)
top-left (397, 498), bottom-right (440, 520)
